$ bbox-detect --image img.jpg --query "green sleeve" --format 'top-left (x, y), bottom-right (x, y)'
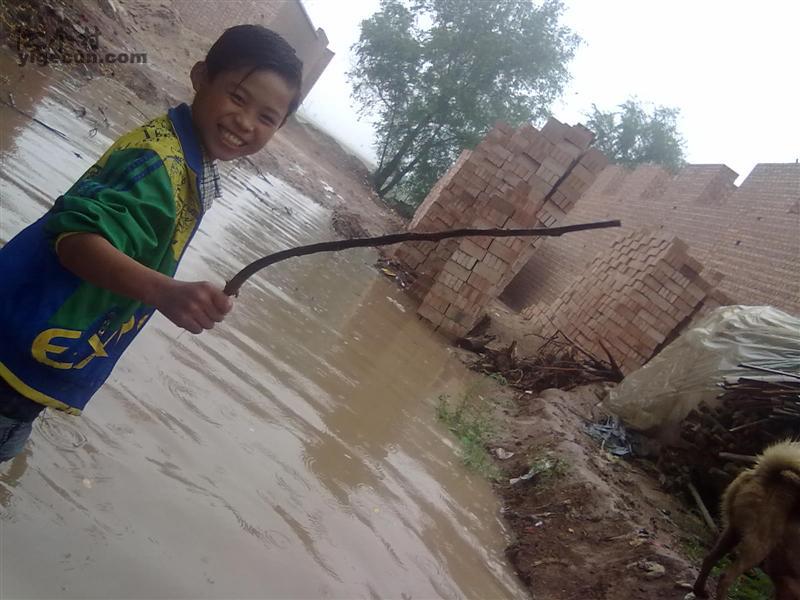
top-left (45, 147), bottom-right (177, 267)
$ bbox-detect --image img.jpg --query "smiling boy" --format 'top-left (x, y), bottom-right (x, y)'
top-left (0, 25), bottom-right (303, 462)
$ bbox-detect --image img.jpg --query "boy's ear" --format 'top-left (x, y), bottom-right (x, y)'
top-left (190, 61), bottom-right (209, 92)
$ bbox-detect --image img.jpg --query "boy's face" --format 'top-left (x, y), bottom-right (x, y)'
top-left (190, 63), bottom-right (296, 161)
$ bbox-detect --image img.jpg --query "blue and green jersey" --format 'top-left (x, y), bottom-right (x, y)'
top-left (0, 103), bottom-right (213, 414)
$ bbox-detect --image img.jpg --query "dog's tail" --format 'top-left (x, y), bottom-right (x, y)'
top-left (754, 440), bottom-right (800, 487)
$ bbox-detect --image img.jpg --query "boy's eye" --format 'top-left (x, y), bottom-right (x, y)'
top-left (229, 92), bottom-right (245, 105)
top-left (259, 114), bottom-right (275, 126)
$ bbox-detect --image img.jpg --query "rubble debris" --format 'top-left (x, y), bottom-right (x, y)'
top-left (459, 330), bottom-right (623, 395)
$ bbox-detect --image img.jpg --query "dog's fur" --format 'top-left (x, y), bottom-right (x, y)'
top-left (693, 440), bottom-right (800, 599)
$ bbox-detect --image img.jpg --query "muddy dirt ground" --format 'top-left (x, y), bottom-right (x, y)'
top-left (1, 1), bottom-right (730, 598)
top-left (485, 381), bottom-right (707, 599)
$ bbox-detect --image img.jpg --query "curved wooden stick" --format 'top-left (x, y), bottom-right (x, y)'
top-left (224, 219), bottom-right (621, 296)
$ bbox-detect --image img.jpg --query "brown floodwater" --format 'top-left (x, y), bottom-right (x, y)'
top-left (0, 56), bottom-right (527, 598)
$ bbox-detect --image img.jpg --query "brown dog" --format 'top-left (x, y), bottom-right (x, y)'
top-left (693, 440), bottom-right (800, 599)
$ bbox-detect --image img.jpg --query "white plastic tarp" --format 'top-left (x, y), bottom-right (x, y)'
top-left (605, 306), bottom-right (800, 431)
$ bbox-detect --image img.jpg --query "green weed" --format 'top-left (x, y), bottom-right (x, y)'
top-left (436, 393), bottom-right (501, 480)
top-left (487, 372), bottom-right (508, 386)
top-left (681, 537), bottom-right (774, 600)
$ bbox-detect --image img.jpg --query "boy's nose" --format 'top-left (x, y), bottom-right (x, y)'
top-left (234, 113), bottom-right (255, 133)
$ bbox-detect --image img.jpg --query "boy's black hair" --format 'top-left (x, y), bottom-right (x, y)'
top-left (205, 25), bottom-right (304, 117)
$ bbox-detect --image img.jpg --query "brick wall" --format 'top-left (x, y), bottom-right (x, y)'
top-left (707, 164), bottom-right (800, 309)
top-left (504, 162), bottom-right (800, 318)
top-left (526, 229), bottom-right (730, 373)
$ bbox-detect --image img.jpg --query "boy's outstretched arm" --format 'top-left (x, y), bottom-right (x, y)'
top-left (57, 233), bottom-right (233, 334)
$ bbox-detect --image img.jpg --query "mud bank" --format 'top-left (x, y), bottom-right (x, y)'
top-left (485, 383), bottom-right (705, 599)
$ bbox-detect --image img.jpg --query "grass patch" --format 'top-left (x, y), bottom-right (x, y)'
top-left (680, 537), bottom-right (774, 600)
top-left (487, 372), bottom-right (508, 386)
top-left (436, 391), bottom-right (500, 480)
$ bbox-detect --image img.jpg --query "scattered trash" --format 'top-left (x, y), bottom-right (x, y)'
top-left (493, 447), bottom-right (515, 460)
top-left (585, 415), bottom-right (632, 456)
top-left (509, 468), bottom-right (537, 485)
top-left (385, 297), bottom-right (406, 312)
top-left (628, 559), bottom-right (666, 579)
top-left (321, 181), bottom-right (336, 195)
top-left (509, 457), bottom-right (556, 485)
top-left (375, 257), bottom-right (414, 288)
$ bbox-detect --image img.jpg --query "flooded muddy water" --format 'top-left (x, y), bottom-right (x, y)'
top-left (0, 58), bottom-right (526, 598)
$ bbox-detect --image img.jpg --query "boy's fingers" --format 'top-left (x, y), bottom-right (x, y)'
top-left (194, 309), bottom-right (216, 331)
top-left (183, 318), bottom-right (203, 335)
top-left (204, 300), bottom-right (227, 323)
top-left (211, 290), bottom-right (234, 314)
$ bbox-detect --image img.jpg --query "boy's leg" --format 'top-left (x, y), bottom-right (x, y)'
top-left (0, 378), bottom-right (44, 463)
top-left (0, 414), bottom-right (34, 463)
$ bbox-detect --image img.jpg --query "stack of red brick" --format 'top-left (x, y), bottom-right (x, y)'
top-left (394, 117), bottom-right (608, 336)
top-left (524, 229), bottom-right (730, 373)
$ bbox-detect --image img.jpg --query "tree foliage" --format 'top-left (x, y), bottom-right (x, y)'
top-left (585, 99), bottom-right (686, 171)
top-left (349, 0), bottom-right (579, 206)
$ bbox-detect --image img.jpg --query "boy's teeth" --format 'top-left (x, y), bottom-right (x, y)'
top-left (221, 128), bottom-right (244, 147)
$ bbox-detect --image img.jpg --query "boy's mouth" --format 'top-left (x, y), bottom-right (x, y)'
top-left (219, 125), bottom-right (246, 149)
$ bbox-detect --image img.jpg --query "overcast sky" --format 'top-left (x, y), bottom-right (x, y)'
top-left (300, 0), bottom-right (800, 182)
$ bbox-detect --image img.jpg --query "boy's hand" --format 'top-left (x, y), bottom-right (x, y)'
top-left (55, 233), bottom-right (233, 335)
top-left (152, 280), bottom-right (234, 334)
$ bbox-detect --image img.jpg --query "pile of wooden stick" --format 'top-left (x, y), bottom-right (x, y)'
top-left (659, 365), bottom-right (799, 497)
top-left (681, 365), bottom-right (800, 457)
top-left (460, 330), bottom-right (624, 394)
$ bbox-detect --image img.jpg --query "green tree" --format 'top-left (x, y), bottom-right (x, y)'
top-left (349, 0), bottom-right (579, 206)
top-left (585, 99), bottom-right (686, 170)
